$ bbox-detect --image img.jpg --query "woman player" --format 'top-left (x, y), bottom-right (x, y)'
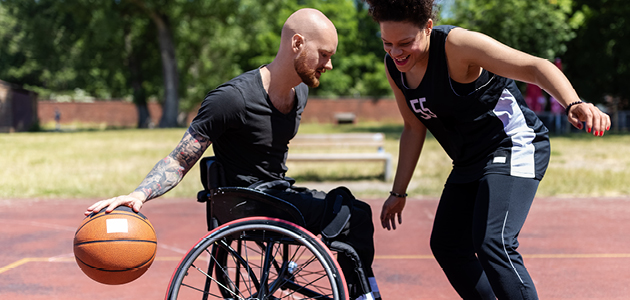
top-left (362, 0), bottom-right (611, 299)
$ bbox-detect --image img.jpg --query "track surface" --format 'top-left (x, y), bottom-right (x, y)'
top-left (1, 196), bottom-right (630, 299)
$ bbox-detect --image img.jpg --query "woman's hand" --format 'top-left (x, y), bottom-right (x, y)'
top-left (567, 102), bottom-right (611, 136)
top-left (380, 195), bottom-right (406, 230)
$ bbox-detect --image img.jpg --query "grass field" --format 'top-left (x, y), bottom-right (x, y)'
top-left (1, 123), bottom-right (629, 200)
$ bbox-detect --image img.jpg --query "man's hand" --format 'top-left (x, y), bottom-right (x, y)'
top-left (83, 128), bottom-right (211, 217)
top-left (380, 195), bottom-right (406, 230)
top-left (85, 192), bottom-right (145, 216)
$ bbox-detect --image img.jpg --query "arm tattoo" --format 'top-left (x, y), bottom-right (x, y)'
top-left (135, 128), bottom-right (211, 200)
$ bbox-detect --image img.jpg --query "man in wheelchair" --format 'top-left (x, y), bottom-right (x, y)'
top-left (86, 8), bottom-right (380, 300)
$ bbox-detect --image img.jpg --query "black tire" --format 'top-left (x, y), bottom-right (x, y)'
top-left (166, 217), bottom-right (348, 300)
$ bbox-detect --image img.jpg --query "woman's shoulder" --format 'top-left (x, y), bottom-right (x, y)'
top-left (433, 24), bottom-right (458, 33)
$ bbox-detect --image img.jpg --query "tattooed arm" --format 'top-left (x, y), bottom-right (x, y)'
top-left (85, 128), bottom-right (211, 215)
top-left (135, 128), bottom-right (210, 200)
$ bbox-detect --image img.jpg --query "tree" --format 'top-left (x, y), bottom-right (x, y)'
top-left (176, 0), bottom-right (393, 103)
top-left (0, 0), bottom-right (398, 123)
top-left (127, 0), bottom-right (180, 127)
top-left (0, 0), bottom-right (251, 127)
top-left (175, 0), bottom-right (292, 112)
top-left (563, 0), bottom-right (630, 107)
top-left (0, 0), bottom-right (164, 127)
top-left (318, 0), bottom-right (392, 98)
top-left (444, 0), bottom-right (580, 60)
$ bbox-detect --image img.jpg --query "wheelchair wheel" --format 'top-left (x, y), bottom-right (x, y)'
top-left (166, 217), bottom-right (348, 300)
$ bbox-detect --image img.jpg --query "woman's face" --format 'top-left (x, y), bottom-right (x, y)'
top-left (380, 20), bottom-right (432, 73)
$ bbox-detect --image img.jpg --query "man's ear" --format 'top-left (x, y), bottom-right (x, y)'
top-left (292, 34), bottom-right (304, 52)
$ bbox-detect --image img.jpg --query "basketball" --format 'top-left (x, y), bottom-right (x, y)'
top-left (73, 205), bottom-right (157, 285)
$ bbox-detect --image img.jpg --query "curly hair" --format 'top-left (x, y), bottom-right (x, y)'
top-left (362, 0), bottom-right (437, 28)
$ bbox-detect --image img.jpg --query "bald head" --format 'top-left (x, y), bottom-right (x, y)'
top-left (281, 8), bottom-right (337, 43)
top-left (265, 8), bottom-right (337, 89)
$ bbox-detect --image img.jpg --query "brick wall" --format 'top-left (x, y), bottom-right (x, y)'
top-left (301, 98), bottom-right (402, 123)
top-left (38, 101), bottom-right (164, 127)
top-left (38, 98), bottom-right (403, 127)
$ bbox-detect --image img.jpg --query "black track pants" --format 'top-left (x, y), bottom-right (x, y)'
top-left (430, 174), bottom-right (540, 300)
top-left (265, 187), bottom-right (376, 284)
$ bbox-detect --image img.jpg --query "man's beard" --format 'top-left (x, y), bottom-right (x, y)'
top-left (294, 49), bottom-right (320, 88)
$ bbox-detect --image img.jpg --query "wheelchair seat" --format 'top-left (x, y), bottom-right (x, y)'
top-left (207, 186), bottom-right (306, 227)
top-left (197, 156), bottom-right (306, 230)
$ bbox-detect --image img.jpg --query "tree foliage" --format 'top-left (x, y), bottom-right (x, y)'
top-left (444, 0), bottom-right (580, 60)
top-left (562, 0), bottom-right (630, 105)
top-left (444, 0), bottom-right (630, 105)
top-left (0, 0), bottom-right (164, 125)
top-left (0, 0), bottom-right (393, 128)
top-left (2, 0), bottom-right (626, 127)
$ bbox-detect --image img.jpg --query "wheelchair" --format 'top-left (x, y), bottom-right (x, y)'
top-left (165, 157), bottom-right (373, 300)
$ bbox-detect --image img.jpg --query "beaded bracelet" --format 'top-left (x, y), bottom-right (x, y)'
top-left (389, 191), bottom-right (408, 198)
top-left (565, 100), bottom-right (584, 116)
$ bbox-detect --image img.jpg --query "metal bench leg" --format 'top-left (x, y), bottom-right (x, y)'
top-left (383, 154), bottom-right (392, 181)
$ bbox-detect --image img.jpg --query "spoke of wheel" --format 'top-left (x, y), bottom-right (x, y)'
top-left (266, 243), bottom-right (289, 295)
top-left (179, 282), bottom-right (222, 298)
top-left (192, 263), bottom-right (245, 300)
top-left (232, 239), bottom-right (256, 296)
top-left (258, 238), bottom-right (276, 298)
top-left (282, 272), bottom-right (331, 299)
top-left (194, 239), bottom-right (253, 300)
top-left (280, 244), bottom-right (333, 299)
top-left (290, 254), bottom-right (319, 277)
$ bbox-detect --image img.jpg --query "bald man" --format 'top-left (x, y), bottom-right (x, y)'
top-left (86, 8), bottom-right (381, 300)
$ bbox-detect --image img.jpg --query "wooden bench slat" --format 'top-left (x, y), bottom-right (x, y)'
top-left (288, 153), bottom-right (390, 161)
top-left (291, 133), bottom-right (384, 142)
top-left (287, 133), bottom-right (392, 181)
top-left (290, 141), bottom-right (384, 148)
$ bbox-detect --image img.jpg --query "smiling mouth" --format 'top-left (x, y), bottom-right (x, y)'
top-left (316, 68), bottom-right (325, 77)
top-left (394, 55), bottom-right (410, 66)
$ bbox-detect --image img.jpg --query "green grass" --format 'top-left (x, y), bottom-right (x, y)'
top-left (539, 134), bottom-right (630, 197)
top-left (1, 124), bottom-right (629, 200)
top-left (0, 129), bottom-right (201, 199)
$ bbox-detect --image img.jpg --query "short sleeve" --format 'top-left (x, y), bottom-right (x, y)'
top-left (189, 84), bottom-right (247, 142)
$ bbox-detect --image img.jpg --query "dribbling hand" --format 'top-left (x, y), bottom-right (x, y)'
top-left (85, 193), bottom-right (144, 216)
top-left (380, 195), bottom-right (406, 230)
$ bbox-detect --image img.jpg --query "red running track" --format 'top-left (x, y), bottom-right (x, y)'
top-left (1, 197), bottom-right (630, 299)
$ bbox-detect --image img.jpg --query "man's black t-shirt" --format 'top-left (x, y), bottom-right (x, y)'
top-left (189, 68), bottom-right (309, 187)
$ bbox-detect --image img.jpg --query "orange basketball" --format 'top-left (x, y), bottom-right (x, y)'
top-left (73, 206), bottom-right (157, 285)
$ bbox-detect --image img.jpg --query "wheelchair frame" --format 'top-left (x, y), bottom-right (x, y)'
top-left (164, 157), bottom-right (373, 300)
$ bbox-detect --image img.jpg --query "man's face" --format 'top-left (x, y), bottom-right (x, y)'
top-left (294, 37), bottom-right (336, 88)
top-left (294, 47), bottom-right (321, 87)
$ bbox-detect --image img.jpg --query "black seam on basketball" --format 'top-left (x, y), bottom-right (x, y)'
top-left (76, 255), bottom-right (153, 272)
top-left (89, 211), bottom-right (149, 223)
top-left (86, 210), bottom-right (148, 221)
top-left (75, 239), bottom-right (157, 246)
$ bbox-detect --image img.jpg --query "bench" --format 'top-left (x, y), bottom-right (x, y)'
top-left (287, 133), bottom-right (393, 181)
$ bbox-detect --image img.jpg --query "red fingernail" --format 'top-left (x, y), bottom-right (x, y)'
top-left (607, 126), bottom-right (610, 130)
top-left (587, 128), bottom-right (592, 133)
